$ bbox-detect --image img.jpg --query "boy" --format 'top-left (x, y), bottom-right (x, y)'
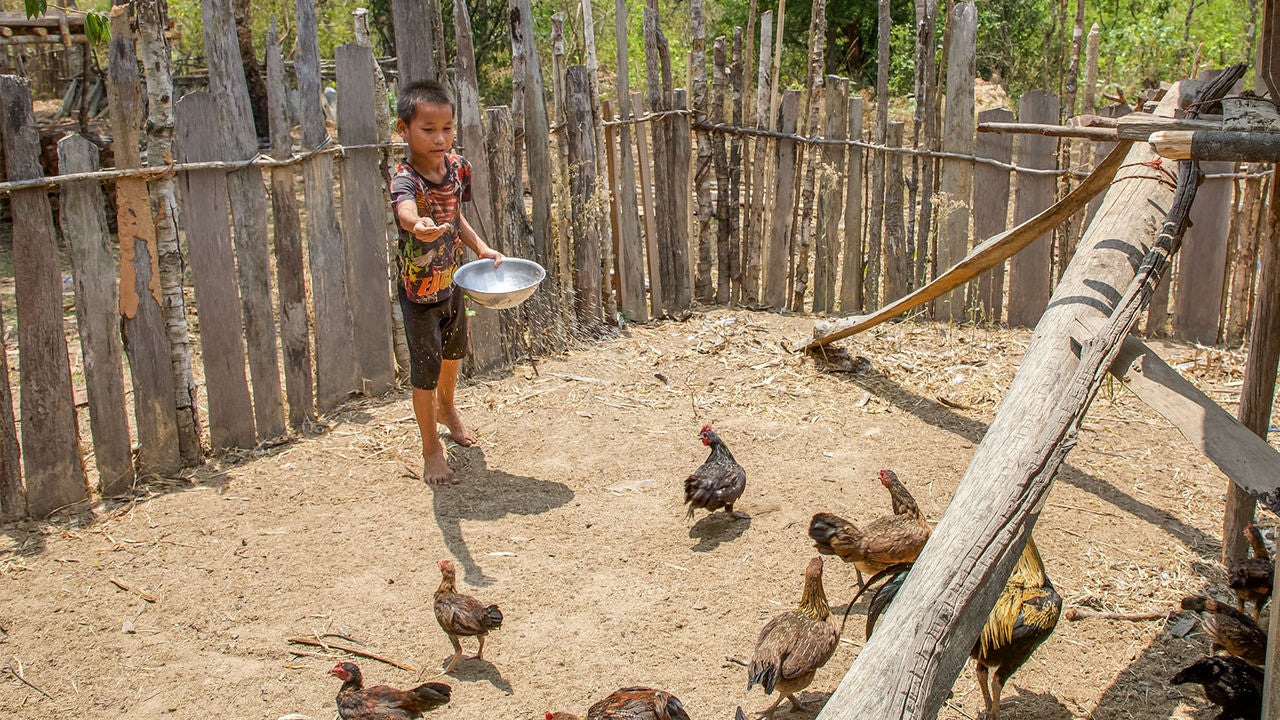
top-left (390, 80), bottom-right (503, 485)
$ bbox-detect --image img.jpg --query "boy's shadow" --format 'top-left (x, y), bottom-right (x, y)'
top-left (430, 444), bottom-right (574, 586)
top-left (688, 512), bottom-right (751, 552)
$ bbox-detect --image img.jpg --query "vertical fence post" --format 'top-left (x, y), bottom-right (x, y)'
top-left (935, 1), bottom-right (976, 321)
top-left (611, 0), bottom-right (648, 323)
top-left (712, 36), bottom-right (732, 304)
top-left (728, 28), bottom-right (745, 304)
top-left (1172, 164), bottom-right (1232, 344)
top-left (839, 93), bottom-right (865, 313)
top-left (1007, 90), bottom-right (1059, 328)
top-left (566, 66), bottom-right (605, 333)
top-left (454, 0), bottom-right (508, 376)
top-left (974, 107), bottom-right (1015, 323)
top-left (866, 0), bottom-right (892, 310)
top-left (203, 0), bottom-right (285, 440)
top-left (632, 90), bottom-right (664, 317)
top-left (104, 7), bottom-right (181, 475)
top-left (883, 122), bottom-right (910, 303)
top-left (743, 10), bottom-right (773, 306)
top-left (58, 134), bottom-right (134, 494)
top-left (0, 77), bottom-right (87, 516)
top-left (487, 106), bottom-right (533, 366)
top-left (791, 0), bottom-right (828, 312)
top-left (691, 0), bottom-right (714, 303)
top-left (1225, 165), bottom-right (1265, 344)
top-left (391, 0), bottom-right (438, 86)
top-left (814, 76), bottom-right (849, 313)
top-left (763, 90), bottom-right (800, 310)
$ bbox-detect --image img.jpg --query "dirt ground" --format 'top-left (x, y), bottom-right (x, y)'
top-left (0, 309), bottom-right (1267, 720)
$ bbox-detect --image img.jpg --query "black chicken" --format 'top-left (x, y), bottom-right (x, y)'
top-left (330, 661), bottom-right (450, 720)
top-left (684, 425), bottom-right (747, 520)
top-left (862, 536), bottom-right (1060, 720)
top-left (1172, 656), bottom-right (1263, 720)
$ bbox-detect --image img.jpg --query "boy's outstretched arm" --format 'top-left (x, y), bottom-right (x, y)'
top-left (395, 199), bottom-right (452, 243)
top-left (458, 211), bottom-right (504, 266)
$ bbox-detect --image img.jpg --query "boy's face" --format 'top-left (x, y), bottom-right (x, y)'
top-left (397, 101), bottom-right (455, 168)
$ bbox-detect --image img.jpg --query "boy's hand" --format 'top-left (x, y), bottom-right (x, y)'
top-left (478, 246), bottom-right (504, 267)
top-left (412, 217), bottom-right (452, 242)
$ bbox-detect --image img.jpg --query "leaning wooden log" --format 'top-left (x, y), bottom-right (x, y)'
top-left (807, 140), bottom-right (1132, 350)
top-left (1149, 129), bottom-right (1280, 161)
top-left (814, 84), bottom-right (1196, 720)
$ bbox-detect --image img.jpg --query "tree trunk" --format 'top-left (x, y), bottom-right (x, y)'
top-left (136, 0), bottom-right (202, 464)
top-left (232, 0), bottom-right (269, 141)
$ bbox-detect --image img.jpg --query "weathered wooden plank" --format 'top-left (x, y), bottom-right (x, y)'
top-left (935, 1), bottom-right (976, 321)
top-left (712, 36), bottom-right (732, 305)
top-left (57, 134), bottom-right (133, 494)
top-left (1149, 129), bottom-right (1280, 161)
top-left (809, 141), bottom-right (1132, 349)
top-left (612, 0), bottom-right (647, 322)
top-left (579, 0), bottom-right (615, 323)
top-left (1070, 315), bottom-right (1280, 514)
top-left (691, 0), bottom-right (714, 303)
top-left (974, 108), bottom-right (1014, 322)
top-left (334, 44), bottom-right (395, 395)
top-left (812, 76), bottom-right (848, 314)
top-left (453, 0), bottom-right (507, 376)
top-left (1171, 164), bottom-right (1232, 344)
top-left (0, 75), bottom-right (85, 516)
top-left (1115, 112), bottom-right (1220, 139)
top-left (632, 90), bottom-right (664, 317)
top-left (204, 0), bottom-right (285, 439)
top-left (550, 12), bottom-right (572, 307)
top-left (644, 0), bottom-right (690, 313)
top-left (297, 0), bottom-right (357, 411)
top-left (790, 0), bottom-right (827, 312)
top-left (727, 28), bottom-right (745, 304)
top-left (839, 94), bottom-right (865, 313)
top-left (670, 87), bottom-right (694, 311)
top-left (883, 122), bottom-right (910, 304)
top-left (104, 7), bottom-right (181, 476)
top-left (266, 19), bottom-right (313, 431)
top-left (763, 90), bottom-right (800, 310)
top-left (912, 0), bottom-right (940, 289)
top-left (391, 0), bottom-right (437, 87)
top-left (743, 10), bottom-right (773, 306)
top-left (512, 0), bottom-right (565, 349)
top-left (136, 0), bottom-right (201, 465)
top-left (1083, 22), bottom-right (1100, 113)
top-left (865, 0), bottom-right (891, 309)
top-left (1225, 167), bottom-right (1264, 344)
top-left (487, 105), bottom-right (529, 367)
top-left (1007, 90), bottom-right (1059, 327)
top-left (816, 84), bottom-right (1186, 720)
top-left (175, 91), bottom-right (257, 450)
top-left (566, 66), bottom-right (604, 332)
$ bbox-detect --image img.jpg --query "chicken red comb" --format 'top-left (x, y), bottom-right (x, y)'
top-left (546, 714), bottom-right (555, 720)
top-left (700, 424), bottom-right (713, 433)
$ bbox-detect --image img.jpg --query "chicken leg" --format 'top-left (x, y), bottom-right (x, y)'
top-left (753, 694), bottom-right (785, 720)
top-left (975, 663), bottom-right (994, 718)
top-left (474, 634), bottom-right (486, 660)
top-left (433, 634), bottom-right (464, 678)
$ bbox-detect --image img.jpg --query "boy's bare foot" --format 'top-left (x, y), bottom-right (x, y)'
top-left (438, 406), bottom-right (478, 447)
top-left (422, 449), bottom-right (455, 485)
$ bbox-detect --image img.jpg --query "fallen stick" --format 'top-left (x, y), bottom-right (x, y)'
top-left (110, 577), bottom-right (157, 603)
top-left (6, 657), bottom-right (54, 700)
top-left (1065, 608), bottom-right (1171, 622)
top-left (286, 637), bottom-right (416, 672)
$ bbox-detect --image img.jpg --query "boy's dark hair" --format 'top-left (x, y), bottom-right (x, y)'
top-left (397, 80), bottom-right (454, 123)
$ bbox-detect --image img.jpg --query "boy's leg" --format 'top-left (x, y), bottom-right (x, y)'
top-left (414, 385), bottom-right (455, 485)
top-left (435, 359), bottom-right (477, 447)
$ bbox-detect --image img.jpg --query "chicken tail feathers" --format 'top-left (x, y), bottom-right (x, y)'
top-left (406, 681), bottom-right (452, 710)
top-left (862, 563), bottom-right (912, 638)
top-left (746, 660), bottom-right (777, 695)
top-left (808, 513), bottom-right (852, 554)
top-left (482, 605), bottom-right (504, 630)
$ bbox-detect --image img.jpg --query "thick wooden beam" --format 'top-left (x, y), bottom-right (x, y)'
top-left (816, 84), bottom-right (1188, 720)
top-left (1069, 317), bottom-right (1280, 512)
top-left (1150, 129), bottom-right (1280, 161)
top-left (807, 140), bottom-right (1132, 351)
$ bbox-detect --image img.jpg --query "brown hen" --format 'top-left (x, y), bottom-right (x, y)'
top-left (1182, 596), bottom-right (1267, 666)
top-left (685, 425), bottom-right (748, 520)
top-left (747, 557), bottom-right (841, 719)
top-left (1227, 524), bottom-right (1273, 620)
top-left (330, 661), bottom-right (450, 720)
top-left (808, 469), bottom-right (930, 589)
top-left (433, 559), bottom-right (503, 676)
top-left (546, 686), bottom-right (692, 720)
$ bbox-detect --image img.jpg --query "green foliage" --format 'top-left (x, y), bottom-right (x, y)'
top-left (23, 0), bottom-right (110, 45)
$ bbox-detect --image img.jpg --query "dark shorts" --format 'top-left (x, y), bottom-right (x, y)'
top-left (399, 286), bottom-right (469, 390)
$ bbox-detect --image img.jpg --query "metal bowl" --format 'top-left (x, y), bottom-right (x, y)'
top-left (453, 257), bottom-right (546, 310)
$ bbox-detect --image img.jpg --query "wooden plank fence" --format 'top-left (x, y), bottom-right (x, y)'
top-left (0, 1), bottom-right (1262, 519)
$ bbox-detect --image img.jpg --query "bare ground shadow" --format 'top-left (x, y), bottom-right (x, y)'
top-left (431, 444), bottom-right (574, 587)
top-left (431, 655), bottom-right (513, 694)
top-left (1089, 625), bottom-right (1215, 720)
top-left (689, 512), bottom-right (751, 552)
top-left (827, 366), bottom-right (1218, 558)
top-left (996, 686), bottom-right (1074, 719)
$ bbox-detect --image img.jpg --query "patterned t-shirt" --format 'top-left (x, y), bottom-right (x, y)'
top-left (388, 154), bottom-right (473, 304)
